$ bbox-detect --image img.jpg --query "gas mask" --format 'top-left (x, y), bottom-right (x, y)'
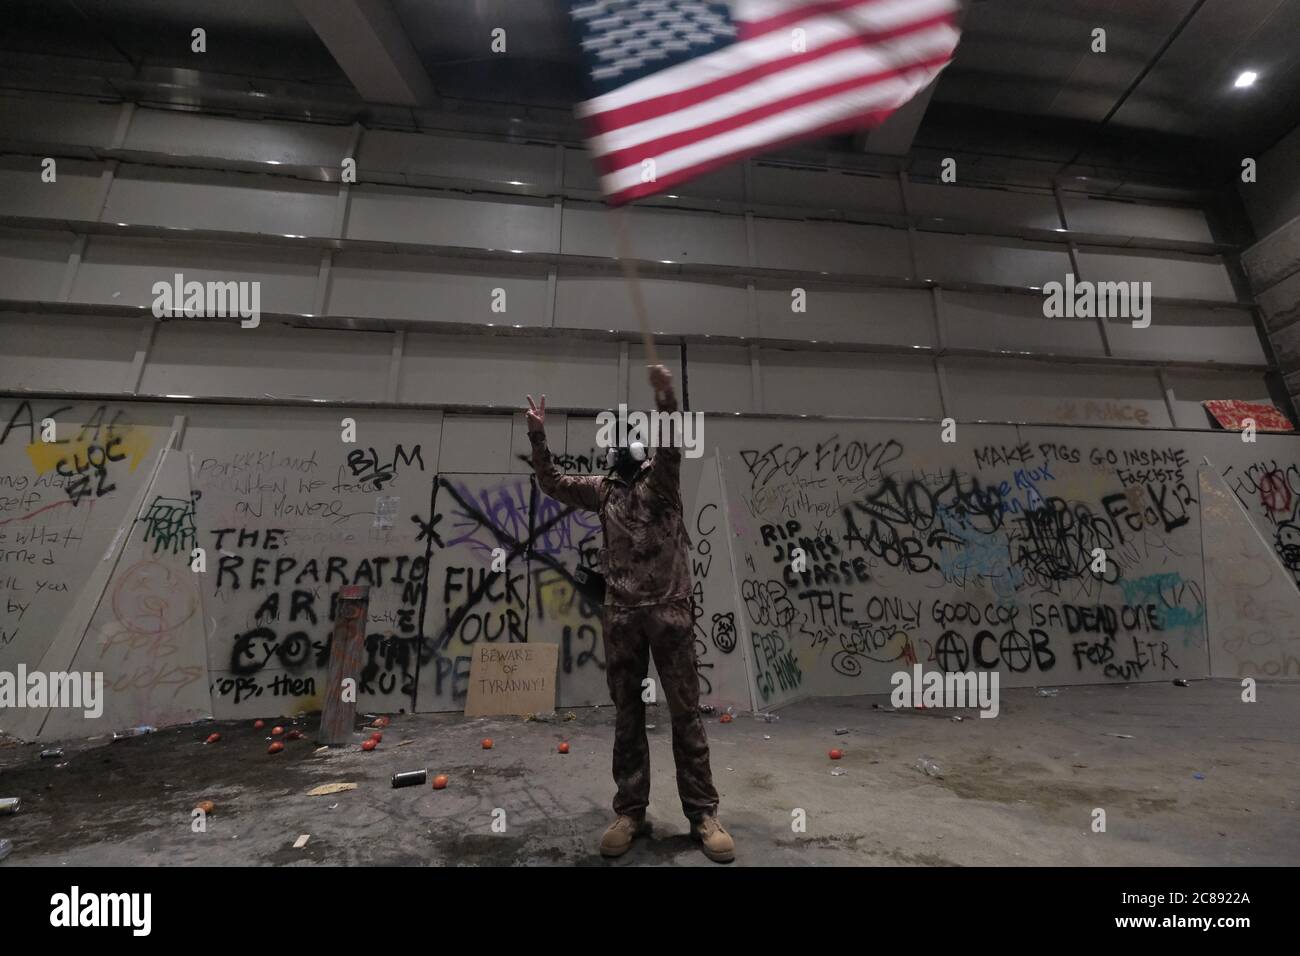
top-left (605, 441), bottom-right (646, 479)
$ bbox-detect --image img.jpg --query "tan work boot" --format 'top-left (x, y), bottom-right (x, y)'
top-left (691, 814), bottom-right (735, 863)
top-left (600, 815), bottom-right (650, 858)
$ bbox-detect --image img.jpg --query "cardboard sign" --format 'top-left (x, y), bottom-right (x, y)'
top-left (1203, 399), bottom-right (1294, 432)
top-left (464, 643), bottom-right (559, 717)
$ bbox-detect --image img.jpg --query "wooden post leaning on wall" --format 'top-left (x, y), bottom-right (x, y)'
top-left (318, 584), bottom-right (371, 746)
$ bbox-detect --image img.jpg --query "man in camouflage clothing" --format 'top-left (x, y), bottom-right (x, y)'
top-left (525, 364), bottom-right (733, 862)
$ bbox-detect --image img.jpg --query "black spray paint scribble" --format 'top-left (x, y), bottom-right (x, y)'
top-left (427, 476), bottom-right (606, 678)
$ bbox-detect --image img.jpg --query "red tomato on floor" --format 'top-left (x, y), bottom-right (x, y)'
top-left (267, 742), bottom-right (284, 755)
top-left (829, 749), bottom-right (843, 760)
top-left (432, 774), bottom-right (449, 790)
top-left (481, 738), bottom-right (493, 749)
top-left (558, 742), bottom-right (569, 754)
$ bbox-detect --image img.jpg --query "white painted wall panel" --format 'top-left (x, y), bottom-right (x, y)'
top-left (1063, 195), bottom-right (1214, 243)
top-left (0, 314), bottom-right (142, 392)
top-left (0, 94), bottom-right (122, 149)
top-left (750, 165), bottom-right (901, 213)
top-left (359, 130), bottom-right (555, 187)
top-left (1077, 248), bottom-right (1238, 302)
top-left (760, 352), bottom-right (941, 418)
top-left (346, 186), bottom-right (554, 251)
top-left (944, 358), bottom-right (1171, 427)
top-left (437, 414), bottom-right (515, 473)
top-left (329, 253), bottom-right (550, 326)
top-left (103, 166), bottom-right (338, 237)
top-left (0, 158), bottom-right (104, 219)
top-left (941, 290), bottom-right (1106, 356)
top-left (909, 182), bottom-right (1061, 231)
top-left (915, 233), bottom-right (1071, 288)
top-left (756, 286), bottom-right (933, 346)
top-left (562, 202), bottom-right (748, 265)
top-left (1106, 304), bottom-right (1267, 365)
top-left (684, 345), bottom-right (756, 414)
top-left (556, 272), bottom-right (749, 336)
top-left (140, 321), bottom-right (392, 401)
top-left (400, 335), bottom-right (619, 409)
top-left (123, 109), bottom-right (353, 167)
top-left (562, 148), bottom-right (601, 192)
top-left (753, 219), bottom-right (912, 276)
top-left (0, 232), bottom-right (74, 300)
top-left (70, 237), bottom-right (321, 313)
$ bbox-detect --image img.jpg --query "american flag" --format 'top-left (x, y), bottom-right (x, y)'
top-left (567, 0), bottom-right (962, 205)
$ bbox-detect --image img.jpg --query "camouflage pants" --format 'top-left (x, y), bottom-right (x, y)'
top-left (602, 598), bottom-right (719, 823)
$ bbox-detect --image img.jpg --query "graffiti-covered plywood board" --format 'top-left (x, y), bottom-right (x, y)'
top-left (1, 400), bottom-right (169, 696)
top-left (720, 423), bottom-right (1213, 708)
top-left (418, 473), bottom-right (540, 711)
top-left (36, 449), bottom-right (211, 740)
top-left (192, 410), bottom-right (442, 719)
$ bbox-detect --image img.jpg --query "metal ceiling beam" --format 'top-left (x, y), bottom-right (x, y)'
top-left (293, 0), bottom-right (435, 106)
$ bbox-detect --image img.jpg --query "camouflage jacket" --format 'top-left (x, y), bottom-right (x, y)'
top-left (529, 386), bottom-right (691, 608)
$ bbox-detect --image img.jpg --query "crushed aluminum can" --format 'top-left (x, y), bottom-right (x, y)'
top-left (698, 704), bottom-right (716, 715)
top-left (1172, 679), bottom-right (1189, 687)
top-left (39, 749), bottom-right (63, 760)
top-left (0, 838), bottom-right (11, 862)
top-left (0, 798), bottom-right (19, 816)
top-left (834, 727), bottom-right (849, 735)
top-left (755, 712), bottom-right (779, 723)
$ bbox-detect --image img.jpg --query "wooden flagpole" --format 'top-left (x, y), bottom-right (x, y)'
top-left (612, 206), bottom-right (661, 370)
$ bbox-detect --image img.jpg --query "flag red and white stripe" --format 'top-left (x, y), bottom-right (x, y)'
top-left (574, 0), bottom-right (962, 205)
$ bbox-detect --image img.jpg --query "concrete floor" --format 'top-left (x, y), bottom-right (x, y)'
top-left (1, 680), bottom-right (1296, 866)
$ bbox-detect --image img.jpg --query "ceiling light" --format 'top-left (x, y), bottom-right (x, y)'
top-left (1234, 70), bottom-right (1258, 88)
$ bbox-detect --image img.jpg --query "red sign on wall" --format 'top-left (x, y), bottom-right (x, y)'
top-left (1203, 400), bottom-right (1294, 432)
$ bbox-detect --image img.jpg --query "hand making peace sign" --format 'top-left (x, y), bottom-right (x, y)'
top-left (525, 394), bottom-right (546, 434)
